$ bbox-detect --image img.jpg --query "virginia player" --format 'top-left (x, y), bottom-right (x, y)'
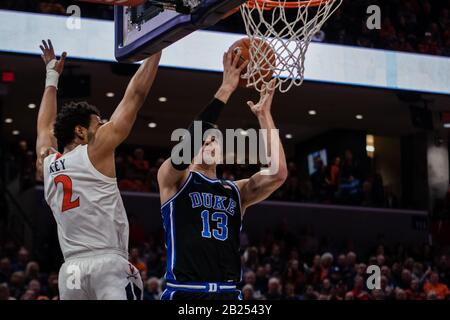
top-left (36, 40), bottom-right (160, 300)
top-left (157, 48), bottom-right (288, 300)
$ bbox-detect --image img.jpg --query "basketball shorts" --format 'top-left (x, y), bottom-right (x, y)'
top-left (58, 251), bottom-right (143, 300)
top-left (161, 281), bottom-right (242, 300)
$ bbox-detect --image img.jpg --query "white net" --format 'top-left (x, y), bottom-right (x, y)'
top-left (240, 0), bottom-right (343, 93)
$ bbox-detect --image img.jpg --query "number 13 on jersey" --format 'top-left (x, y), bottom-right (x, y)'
top-left (200, 210), bottom-right (228, 241)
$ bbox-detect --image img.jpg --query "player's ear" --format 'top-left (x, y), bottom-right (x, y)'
top-left (74, 125), bottom-right (87, 140)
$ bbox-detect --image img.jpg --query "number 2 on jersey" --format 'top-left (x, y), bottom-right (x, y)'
top-left (54, 175), bottom-right (80, 212)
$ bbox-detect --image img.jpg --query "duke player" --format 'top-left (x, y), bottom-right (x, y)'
top-left (36, 40), bottom-right (161, 300)
top-left (157, 48), bottom-right (288, 300)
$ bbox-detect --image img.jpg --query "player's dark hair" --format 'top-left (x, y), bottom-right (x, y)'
top-left (54, 101), bottom-right (100, 150)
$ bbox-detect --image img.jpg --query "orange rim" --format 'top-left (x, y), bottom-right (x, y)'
top-left (246, 0), bottom-right (334, 9)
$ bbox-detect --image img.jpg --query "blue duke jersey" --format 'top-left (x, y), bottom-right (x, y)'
top-left (161, 171), bottom-right (242, 284)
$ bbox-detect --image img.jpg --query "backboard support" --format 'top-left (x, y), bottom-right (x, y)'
top-left (115, 0), bottom-right (246, 62)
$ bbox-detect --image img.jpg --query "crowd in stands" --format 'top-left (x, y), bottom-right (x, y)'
top-left (1, 226), bottom-right (450, 300)
top-left (322, 0), bottom-right (450, 56)
top-left (5, 140), bottom-right (400, 209)
top-left (113, 147), bottom-right (399, 209)
top-left (1, 0), bottom-right (449, 56)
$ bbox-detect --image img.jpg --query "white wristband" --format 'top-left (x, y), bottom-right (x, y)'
top-left (45, 59), bottom-right (60, 89)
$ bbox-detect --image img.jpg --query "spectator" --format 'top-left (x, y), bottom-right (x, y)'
top-left (265, 244), bottom-right (284, 276)
top-left (21, 289), bottom-right (37, 300)
top-left (242, 284), bottom-right (255, 300)
top-left (301, 285), bottom-right (319, 300)
top-left (395, 288), bottom-right (408, 300)
top-left (423, 272), bottom-right (450, 300)
top-left (143, 277), bottom-right (161, 300)
top-left (328, 156), bottom-right (341, 193)
top-left (0, 283), bottom-right (14, 300)
top-left (129, 248), bottom-right (147, 273)
top-left (17, 140), bottom-right (35, 190)
top-left (349, 275), bottom-right (369, 300)
top-left (0, 257), bottom-right (12, 283)
top-left (310, 157), bottom-right (329, 202)
top-left (132, 148), bottom-right (150, 177)
top-left (243, 270), bottom-right (260, 298)
top-left (339, 150), bottom-right (361, 204)
top-left (266, 277), bottom-right (283, 300)
top-left (15, 247), bottom-right (30, 272)
top-left (46, 272), bottom-right (59, 299)
top-left (284, 282), bottom-right (299, 300)
top-left (38, 0), bottom-right (65, 14)
top-left (28, 279), bottom-right (42, 297)
top-left (25, 261), bottom-right (42, 283)
top-left (407, 279), bottom-right (425, 300)
top-left (255, 266), bottom-right (268, 294)
top-left (371, 289), bottom-right (385, 300)
top-left (9, 271), bottom-right (26, 299)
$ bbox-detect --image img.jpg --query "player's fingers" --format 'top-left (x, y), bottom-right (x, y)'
top-left (48, 39), bottom-right (54, 51)
top-left (269, 79), bottom-right (277, 95)
top-left (59, 52), bottom-right (67, 67)
top-left (238, 59), bottom-right (249, 72)
top-left (232, 49), bottom-right (241, 68)
top-left (42, 40), bottom-right (49, 50)
top-left (226, 48), bottom-right (233, 65)
top-left (223, 52), bottom-right (227, 66)
top-left (261, 83), bottom-right (267, 96)
top-left (39, 45), bottom-right (45, 53)
top-left (247, 101), bottom-right (254, 108)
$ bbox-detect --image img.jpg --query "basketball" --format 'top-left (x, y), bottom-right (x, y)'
top-left (229, 38), bottom-right (276, 88)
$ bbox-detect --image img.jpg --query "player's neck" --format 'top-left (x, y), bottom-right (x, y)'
top-left (191, 164), bottom-right (217, 180)
top-left (63, 142), bottom-right (80, 154)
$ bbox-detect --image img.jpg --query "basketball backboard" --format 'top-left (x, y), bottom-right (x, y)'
top-left (114, 0), bottom-right (246, 62)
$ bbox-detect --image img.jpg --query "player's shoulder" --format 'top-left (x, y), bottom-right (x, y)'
top-left (41, 147), bottom-right (60, 164)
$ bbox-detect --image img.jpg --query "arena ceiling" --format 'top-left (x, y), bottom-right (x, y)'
top-left (1, 52), bottom-right (449, 150)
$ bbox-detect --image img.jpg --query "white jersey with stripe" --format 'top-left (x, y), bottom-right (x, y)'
top-left (43, 144), bottom-right (129, 260)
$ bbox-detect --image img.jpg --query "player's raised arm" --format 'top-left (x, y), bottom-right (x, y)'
top-left (158, 48), bottom-right (248, 203)
top-left (36, 40), bottom-right (67, 179)
top-left (92, 52), bottom-right (161, 153)
top-left (235, 80), bottom-right (288, 213)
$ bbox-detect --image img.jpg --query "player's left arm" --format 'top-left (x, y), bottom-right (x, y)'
top-left (235, 81), bottom-right (288, 214)
top-left (92, 52), bottom-right (161, 151)
top-left (35, 40), bottom-right (66, 180)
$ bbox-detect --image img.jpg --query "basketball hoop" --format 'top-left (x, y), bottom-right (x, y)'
top-left (239, 0), bottom-right (343, 92)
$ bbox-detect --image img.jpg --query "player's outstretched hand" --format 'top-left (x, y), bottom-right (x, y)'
top-left (221, 47), bottom-right (248, 93)
top-left (247, 79), bottom-right (276, 117)
top-left (39, 39), bottom-right (67, 75)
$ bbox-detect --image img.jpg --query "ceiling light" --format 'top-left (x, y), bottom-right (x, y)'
top-left (28, 103), bottom-right (36, 109)
top-left (12, 130), bottom-right (20, 136)
top-left (106, 92), bottom-right (115, 98)
top-left (285, 134), bottom-right (293, 139)
top-left (356, 114), bottom-right (364, 120)
top-left (4, 118), bottom-right (13, 124)
top-left (366, 145), bottom-right (375, 152)
top-left (158, 97), bottom-right (167, 103)
top-left (308, 110), bottom-right (317, 116)
top-left (148, 122), bottom-right (157, 128)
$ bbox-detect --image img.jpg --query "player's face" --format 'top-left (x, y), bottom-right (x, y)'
top-left (87, 115), bottom-right (104, 143)
top-left (200, 135), bottom-right (222, 166)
